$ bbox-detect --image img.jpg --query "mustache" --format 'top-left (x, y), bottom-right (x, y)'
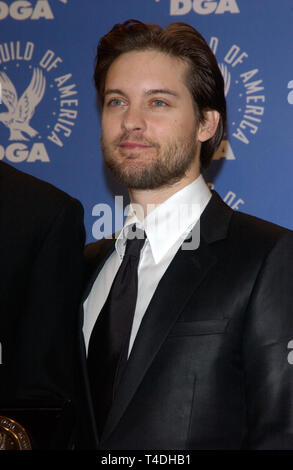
top-left (113, 133), bottom-right (159, 148)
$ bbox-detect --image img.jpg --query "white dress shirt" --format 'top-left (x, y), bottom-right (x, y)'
top-left (83, 174), bottom-right (211, 356)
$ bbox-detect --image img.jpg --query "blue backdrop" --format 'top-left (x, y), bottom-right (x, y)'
top-left (0, 0), bottom-right (292, 242)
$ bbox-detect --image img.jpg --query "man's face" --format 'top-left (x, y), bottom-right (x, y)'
top-left (101, 49), bottom-right (201, 190)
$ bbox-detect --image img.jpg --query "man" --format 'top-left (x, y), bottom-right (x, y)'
top-left (0, 161), bottom-right (85, 446)
top-left (78, 20), bottom-right (293, 450)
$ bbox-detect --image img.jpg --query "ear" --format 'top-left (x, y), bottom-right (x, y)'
top-left (198, 110), bottom-right (220, 143)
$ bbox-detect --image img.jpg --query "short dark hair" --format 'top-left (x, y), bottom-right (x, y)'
top-left (94, 19), bottom-right (226, 169)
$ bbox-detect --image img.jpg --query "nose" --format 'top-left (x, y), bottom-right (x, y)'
top-left (121, 104), bottom-right (146, 132)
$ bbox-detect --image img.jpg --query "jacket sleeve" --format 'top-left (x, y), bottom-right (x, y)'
top-left (13, 196), bottom-right (85, 403)
top-left (242, 231), bottom-right (293, 449)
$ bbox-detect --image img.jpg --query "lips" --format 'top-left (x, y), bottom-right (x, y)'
top-left (119, 141), bottom-right (152, 150)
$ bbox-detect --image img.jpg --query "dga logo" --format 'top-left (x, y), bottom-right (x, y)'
top-left (210, 37), bottom-right (265, 161)
top-left (0, 0), bottom-right (67, 21)
top-left (169, 0), bottom-right (240, 15)
top-left (0, 41), bottom-right (78, 163)
top-left (0, 68), bottom-right (46, 141)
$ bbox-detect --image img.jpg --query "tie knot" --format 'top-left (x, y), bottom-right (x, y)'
top-left (124, 226), bottom-right (146, 259)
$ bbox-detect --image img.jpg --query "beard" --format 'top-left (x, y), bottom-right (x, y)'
top-left (100, 131), bottom-right (199, 190)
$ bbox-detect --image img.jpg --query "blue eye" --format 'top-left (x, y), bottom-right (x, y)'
top-left (153, 100), bottom-right (167, 107)
top-left (109, 99), bottom-right (123, 107)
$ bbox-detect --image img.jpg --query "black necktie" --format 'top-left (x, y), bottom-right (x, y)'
top-left (87, 227), bottom-right (146, 436)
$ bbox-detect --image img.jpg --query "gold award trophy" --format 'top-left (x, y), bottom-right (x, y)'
top-left (0, 416), bottom-right (32, 450)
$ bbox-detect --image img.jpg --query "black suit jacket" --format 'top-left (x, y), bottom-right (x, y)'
top-left (0, 161), bottom-right (85, 412)
top-left (77, 191), bottom-right (293, 450)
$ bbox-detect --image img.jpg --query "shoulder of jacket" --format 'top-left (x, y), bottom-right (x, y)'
top-left (0, 161), bottom-right (81, 210)
top-left (229, 209), bottom-right (292, 254)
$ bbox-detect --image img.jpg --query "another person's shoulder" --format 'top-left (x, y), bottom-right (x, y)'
top-left (0, 161), bottom-right (82, 213)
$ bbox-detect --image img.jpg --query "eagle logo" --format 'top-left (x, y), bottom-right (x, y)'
top-left (0, 68), bottom-right (46, 141)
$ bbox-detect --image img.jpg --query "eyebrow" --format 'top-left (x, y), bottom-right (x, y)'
top-left (104, 89), bottom-right (126, 98)
top-left (144, 88), bottom-right (180, 98)
top-left (104, 88), bottom-right (180, 98)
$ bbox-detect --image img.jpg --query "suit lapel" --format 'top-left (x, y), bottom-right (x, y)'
top-left (82, 238), bottom-right (116, 303)
top-left (78, 238), bottom-right (116, 447)
top-left (101, 192), bottom-right (233, 442)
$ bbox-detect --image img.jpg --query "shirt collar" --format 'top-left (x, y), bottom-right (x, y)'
top-left (115, 174), bottom-right (211, 263)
